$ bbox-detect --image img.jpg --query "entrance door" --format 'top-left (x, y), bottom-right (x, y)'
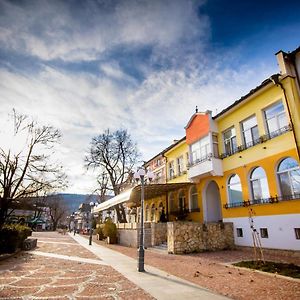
top-left (204, 181), bottom-right (222, 222)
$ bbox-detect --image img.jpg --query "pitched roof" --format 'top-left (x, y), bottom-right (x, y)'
top-left (213, 75), bottom-right (277, 120)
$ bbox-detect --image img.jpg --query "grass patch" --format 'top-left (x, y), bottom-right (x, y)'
top-left (233, 260), bottom-right (300, 279)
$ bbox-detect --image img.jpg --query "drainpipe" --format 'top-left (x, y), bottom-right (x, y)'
top-left (163, 153), bottom-right (169, 221)
top-left (270, 75), bottom-right (300, 160)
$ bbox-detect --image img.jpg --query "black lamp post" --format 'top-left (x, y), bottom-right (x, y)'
top-left (89, 202), bottom-right (95, 245)
top-left (134, 168), bottom-right (154, 272)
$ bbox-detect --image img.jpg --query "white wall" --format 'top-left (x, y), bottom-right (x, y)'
top-left (224, 214), bottom-right (300, 250)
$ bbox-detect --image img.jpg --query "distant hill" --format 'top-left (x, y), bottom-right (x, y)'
top-left (59, 193), bottom-right (100, 213)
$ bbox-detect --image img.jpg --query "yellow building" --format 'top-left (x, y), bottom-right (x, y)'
top-left (185, 71), bottom-right (300, 250)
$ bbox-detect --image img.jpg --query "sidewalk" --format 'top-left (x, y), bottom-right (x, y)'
top-left (71, 233), bottom-right (230, 300)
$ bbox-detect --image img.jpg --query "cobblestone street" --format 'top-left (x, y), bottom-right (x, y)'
top-left (0, 232), bottom-right (153, 299)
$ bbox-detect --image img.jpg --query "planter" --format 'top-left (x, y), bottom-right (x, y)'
top-left (107, 236), bottom-right (117, 244)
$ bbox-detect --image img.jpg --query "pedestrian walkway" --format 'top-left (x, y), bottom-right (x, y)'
top-left (71, 233), bottom-right (230, 300)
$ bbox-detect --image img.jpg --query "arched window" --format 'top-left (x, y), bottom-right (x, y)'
top-left (169, 192), bottom-right (176, 213)
top-left (228, 174), bottom-right (243, 204)
top-left (145, 205), bottom-right (149, 222)
top-left (189, 186), bottom-right (198, 211)
top-left (151, 204), bottom-right (156, 222)
top-left (250, 167), bottom-right (270, 200)
top-left (277, 157), bottom-right (300, 197)
top-left (178, 190), bottom-right (185, 211)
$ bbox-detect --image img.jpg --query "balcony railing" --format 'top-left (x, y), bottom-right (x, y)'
top-left (187, 153), bottom-right (220, 169)
top-left (223, 192), bottom-right (300, 209)
top-left (220, 124), bottom-right (292, 159)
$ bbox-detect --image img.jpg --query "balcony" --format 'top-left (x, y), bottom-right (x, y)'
top-left (220, 124), bottom-right (292, 159)
top-left (187, 153), bottom-right (223, 181)
top-left (223, 192), bottom-right (300, 209)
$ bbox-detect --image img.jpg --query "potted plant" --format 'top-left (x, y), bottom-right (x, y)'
top-left (102, 218), bottom-right (117, 244)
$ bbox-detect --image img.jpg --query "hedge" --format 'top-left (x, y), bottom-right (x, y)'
top-left (0, 224), bottom-right (32, 254)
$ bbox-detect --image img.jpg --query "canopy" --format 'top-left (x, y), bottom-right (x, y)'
top-left (93, 182), bottom-right (193, 213)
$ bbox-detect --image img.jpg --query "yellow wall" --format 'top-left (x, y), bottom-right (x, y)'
top-left (197, 149), bottom-right (299, 219)
top-left (165, 141), bottom-right (189, 183)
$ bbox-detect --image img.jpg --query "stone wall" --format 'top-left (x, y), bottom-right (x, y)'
top-left (151, 223), bottom-right (167, 246)
top-left (168, 222), bottom-right (234, 254)
top-left (117, 222), bottom-right (152, 248)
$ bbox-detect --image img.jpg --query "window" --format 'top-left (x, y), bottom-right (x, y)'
top-left (277, 157), bottom-right (300, 197)
top-left (190, 135), bottom-right (211, 164)
top-left (212, 134), bottom-right (219, 157)
top-left (169, 192), bottom-right (176, 212)
top-left (264, 102), bottom-right (288, 136)
top-left (250, 167), bottom-right (270, 201)
top-left (189, 186), bottom-right (198, 211)
top-left (236, 228), bottom-right (243, 237)
top-left (169, 161), bottom-right (175, 179)
top-left (241, 115), bottom-right (259, 147)
top-left (223, 127), bottom-right (237, 155)
top-left (228, 174), bottom-right (243, 204)
top-left (177, 156), bottom-right (184, 175)
top-left (294, 228), bottom-right (300, 240)
top-left (260, 228), bottom-right (269, 238)
top-left (156, 158), bottom-right (161, 167)
top-left (151, 204), bottom-right (156, 222)
top-left (145, 205), bottom-right (149, 222)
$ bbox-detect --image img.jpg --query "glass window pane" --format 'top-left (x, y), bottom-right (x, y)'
top-left (278, 158), bottom-right (299, 172)
top-left (278, 113), bottom-right (288, 129)
top-left (251, 126), bottom-right (259, 141)
top-left (279, 173), bottom-right (292, 196)
top-left (243, 130), bottom-right (252, 144)
top-left (251, 179), bottom-right (262, 200)
top-left (267, 116), bottom-right (278, 133)
top-left (291, 170), bottom-right (300, 194)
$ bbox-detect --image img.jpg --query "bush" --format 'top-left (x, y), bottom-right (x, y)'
top-left (0, 224), bottom-right (32, 254)
top-left (102, 219), bottom-right (117, 239)
top-left (96, 224), bottom-right (105, 240)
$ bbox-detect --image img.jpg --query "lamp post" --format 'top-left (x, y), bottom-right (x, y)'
top-left (89, 202), bottom-right (95, 245)
top-left (134, 168), bottom-right (154, 272)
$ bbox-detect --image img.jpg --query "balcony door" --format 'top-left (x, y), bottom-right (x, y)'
top-left (203, 180), bottom-right (222, 222)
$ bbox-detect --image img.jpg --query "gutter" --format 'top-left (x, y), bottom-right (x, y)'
top-left (269, 75), bottom-right (300, 161)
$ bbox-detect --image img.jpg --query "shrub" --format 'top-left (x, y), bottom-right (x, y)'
top-left (0, 224), bottom-right (32, 254)
top-left (102, 219), bottom-right (117, 239)
top-left (96, 224), bottom-right (105, 240)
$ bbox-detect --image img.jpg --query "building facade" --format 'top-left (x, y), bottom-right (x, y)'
top-left (143, 47), bottom-right (300, 251)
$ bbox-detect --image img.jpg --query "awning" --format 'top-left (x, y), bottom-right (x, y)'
top-left (93, 182), bottom-right (193, 213)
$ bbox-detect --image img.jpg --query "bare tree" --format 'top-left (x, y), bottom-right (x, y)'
top-left (46, 194), bottom-right (68, 231)
top-left (0, 111), bottom-right (67, 228)
top-left (85, 129), bottom-right (139, 223)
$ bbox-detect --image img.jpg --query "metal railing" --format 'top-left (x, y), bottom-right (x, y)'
top-left (220, 124), bottom-right (292, 159)
top-left (224, 192), bottom-right (300, 209)
top-left (187, 153), bottom-right (221, 169)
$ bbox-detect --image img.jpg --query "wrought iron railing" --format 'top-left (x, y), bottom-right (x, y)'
top-left (220, 124), bottom-right (292, 159)
top-left (187, 153), bottom-right (221, 169)
top-left (223, 192), bottom-right (300, 209)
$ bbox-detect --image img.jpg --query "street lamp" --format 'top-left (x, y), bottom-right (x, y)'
top-left (89, 202), bottom-right (95, 245)
top-left (134, 168), bottom-right (154, 272)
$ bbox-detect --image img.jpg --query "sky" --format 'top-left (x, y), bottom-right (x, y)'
top-left (0, 0), bottom-right (299, 194)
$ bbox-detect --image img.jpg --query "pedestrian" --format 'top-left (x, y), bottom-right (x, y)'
top-left (160, 208), bottom-right (167, 222)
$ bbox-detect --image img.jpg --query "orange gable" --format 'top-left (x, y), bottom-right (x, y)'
top-left (186, 114), bottom-right (210, 145)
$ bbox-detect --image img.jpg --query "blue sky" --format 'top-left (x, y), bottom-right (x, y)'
top-left (0, 0), bottom-right (299, 193)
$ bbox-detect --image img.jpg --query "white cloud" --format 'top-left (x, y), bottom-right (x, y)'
top-left (0, 0), bottom-right (208, 62)
top-left (0, 0), bottom-right (278, 193)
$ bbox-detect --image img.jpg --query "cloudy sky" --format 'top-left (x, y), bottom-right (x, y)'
top-left (0, 0), bottom-right (299, 194)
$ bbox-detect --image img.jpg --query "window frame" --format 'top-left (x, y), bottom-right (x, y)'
top-left (249, 167), bottom-right (270, 201)
top-left (223, 127), bottom-right (237, 155)
top-left (227, 174), bottom-right (243, 204)
top-left (277, 157), bottom-right (300, 197)
top-left (241, 115), bottom-right (259, 148)
top-left (264, 101), bottom-right (288, 137)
